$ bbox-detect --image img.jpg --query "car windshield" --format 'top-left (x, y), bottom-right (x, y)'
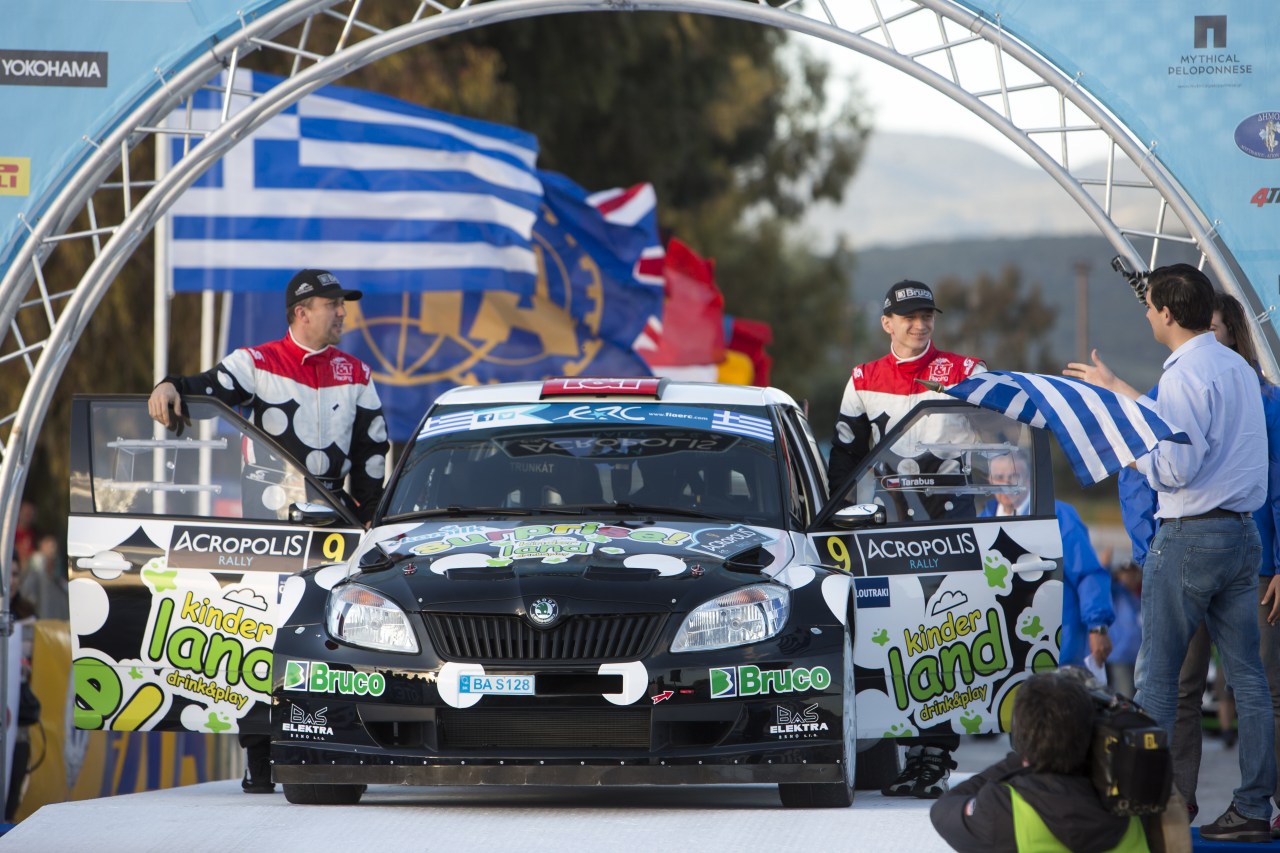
top-left (384, 402), bottom-right (785, 526)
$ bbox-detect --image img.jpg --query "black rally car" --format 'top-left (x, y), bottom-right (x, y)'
top-left (67, 377), bottom-right (1064, 806)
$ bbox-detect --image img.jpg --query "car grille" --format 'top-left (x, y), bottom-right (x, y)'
top-left (424, 612), bottom-right (665, 661)
top-left (440, 708), bottom-right (651, 749)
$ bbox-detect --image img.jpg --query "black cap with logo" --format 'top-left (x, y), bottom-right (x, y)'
top-left (285, 269), bottom-right (363, 309)
top-left (882, 280), bottom-right (942, 316)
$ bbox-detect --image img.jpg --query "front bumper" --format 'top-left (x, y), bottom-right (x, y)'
top-left (273, 755), bottom-right (845, 787)
top-left (271, 642), bottom-right (849, 787)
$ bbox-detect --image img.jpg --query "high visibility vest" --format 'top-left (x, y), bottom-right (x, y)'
top-left (1007, 786), bottom-right (1150, 853)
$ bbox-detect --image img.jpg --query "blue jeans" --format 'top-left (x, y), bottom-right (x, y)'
top-left (1134, 515), bottom-right (1275, 820)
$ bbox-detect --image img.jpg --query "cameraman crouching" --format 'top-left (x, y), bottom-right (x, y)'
top-left (930, 672), bottom-right (1150, 852)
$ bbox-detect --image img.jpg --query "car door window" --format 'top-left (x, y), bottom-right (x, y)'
top-left (829, 406), bottom-right (1038, 524)
top-left (82, 397), bottom-right (339, 521)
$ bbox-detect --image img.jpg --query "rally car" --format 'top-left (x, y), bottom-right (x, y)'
top-left (66, 377), bottom-right (1065, 807)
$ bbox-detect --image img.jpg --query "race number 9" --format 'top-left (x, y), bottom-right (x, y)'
top-left (322, 533), bottom-right (347, 562)
top-left (824, 535), bottom-right (852, 573)
top-left (309, 531), bottom-right (357, 567)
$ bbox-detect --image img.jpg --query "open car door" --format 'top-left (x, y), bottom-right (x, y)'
top-left (809, 400), bottom-right (1064, 740)
top-left (67, 395), bottom-right (363, 735)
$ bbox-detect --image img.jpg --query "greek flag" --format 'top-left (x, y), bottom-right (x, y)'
top-left (416, 411), bottom-right (477, 441)
top-left (712, 410), bottom-right (775, 442)
top-left (939, 371), bottom-right (1189, 486)
top-left (166, 70), bottom-right (542, 295)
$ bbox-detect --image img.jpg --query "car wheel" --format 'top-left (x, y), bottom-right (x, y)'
top-left (282, 782), bottom-right (366, 805)
top-left (854, 738), bottom-right (901, 790)
top-left (779, 627), bottom-right (855, 808)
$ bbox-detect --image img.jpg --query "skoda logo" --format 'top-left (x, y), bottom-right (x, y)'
top-left (528, 598), bottom-right (559, 627)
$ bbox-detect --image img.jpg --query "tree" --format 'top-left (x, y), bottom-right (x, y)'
top-left (932, 265), bottom-right (1059, 373)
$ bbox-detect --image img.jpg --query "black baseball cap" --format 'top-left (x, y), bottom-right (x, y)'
top-left (285, 269), bottom-right (363, 308)
top-left (882, 280), bottom-right (942, 315)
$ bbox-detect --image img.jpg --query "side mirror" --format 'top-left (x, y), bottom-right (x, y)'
top-left (289, 501), bottom-right (340, 526)
top-left (832, 503), bottom-right (886, 530)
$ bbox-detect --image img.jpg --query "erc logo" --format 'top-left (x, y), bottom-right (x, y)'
top-left (709, 664), bottom-right (832, 699)
top-left (284, 660), bottom-right (385, 697)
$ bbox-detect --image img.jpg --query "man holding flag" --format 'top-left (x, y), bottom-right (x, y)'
top-left (1065, 263), bottom-right (1274, 843)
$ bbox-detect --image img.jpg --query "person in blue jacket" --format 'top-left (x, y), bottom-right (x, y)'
top-left (1117, 290), bottom-right (1280, 825)
top-left (984, 451), bottom-right (1115, 669)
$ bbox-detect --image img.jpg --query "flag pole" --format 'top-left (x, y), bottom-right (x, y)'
top-left (153, 127), bottom-right (171, 515)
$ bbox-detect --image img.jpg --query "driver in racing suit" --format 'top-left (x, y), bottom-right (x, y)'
top-left (149, 269), bottom-right (389, 524)
top-left (828, 280), bottom-right (986, 799)
top-left (148, 268), bottom-right (390, 795)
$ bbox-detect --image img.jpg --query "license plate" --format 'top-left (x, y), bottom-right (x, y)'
top-left (458, 674), bottom-right (536, 695)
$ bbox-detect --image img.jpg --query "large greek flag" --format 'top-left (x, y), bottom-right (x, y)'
top-left (166, 70), bottom-right (543, 295)
top-left (941, 371), bottom-right (1189, 486)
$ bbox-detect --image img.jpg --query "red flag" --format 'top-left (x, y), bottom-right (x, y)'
top-left (726, 317), bottom-right (773, 386)
top-left (642, 238), bottom-right (725, 367)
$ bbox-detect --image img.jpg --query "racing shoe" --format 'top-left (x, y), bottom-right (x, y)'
top-left (880, 745), bottom-right (956, 799)
top-left (241, 753), bottom-right (275, 794)
top-left (1200, 804), bottom-right (1269, 843)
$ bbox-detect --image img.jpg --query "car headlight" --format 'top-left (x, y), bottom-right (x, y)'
top-left (671, 584), bottom-right (790, 653)
top-left (325, 584), bottom-right (419, 653)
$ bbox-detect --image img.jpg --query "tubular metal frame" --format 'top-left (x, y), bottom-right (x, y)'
top-left (0, 0), bottom-right (1261, 786)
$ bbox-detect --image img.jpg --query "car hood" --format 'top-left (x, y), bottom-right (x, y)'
top-left (346, 518), bottom-right (795, 615)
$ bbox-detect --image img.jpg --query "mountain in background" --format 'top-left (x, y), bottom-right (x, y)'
top-left (804, 131), bottom-right (1155, 250)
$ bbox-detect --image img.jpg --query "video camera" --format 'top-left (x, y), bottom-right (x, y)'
top-left (1073, 673), bottom-right (1173, 817)
top-left (1110, 255), bottom-right (1150, 307)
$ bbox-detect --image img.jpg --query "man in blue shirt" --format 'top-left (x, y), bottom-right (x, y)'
top-left (1117, 290), bottom-right (1280, 829)
top-left (984, 451), bottom-right (1114, 670)
top-left (1066, 264), bottom-right (1274, 842)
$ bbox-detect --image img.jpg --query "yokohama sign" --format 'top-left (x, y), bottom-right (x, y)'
top-left (0, 49), bottom-right (107, 87)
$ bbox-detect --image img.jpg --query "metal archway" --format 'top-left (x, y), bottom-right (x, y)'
top-left (0, 0), bottom-right (1251, 726)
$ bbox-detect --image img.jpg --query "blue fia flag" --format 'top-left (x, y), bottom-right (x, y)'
top-left (167, 70), bottom-right (543, 295)
top-left (938, 370), bottom-right (1189, 486)
top-left (224, 169), bottom-right (665, 443)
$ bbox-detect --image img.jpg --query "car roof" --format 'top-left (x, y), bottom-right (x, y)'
top-left (432, 379), bottom-right (802, 410)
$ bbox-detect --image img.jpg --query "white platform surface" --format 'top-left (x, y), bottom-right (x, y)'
top-left (0, 778), bottom-right (962, 853)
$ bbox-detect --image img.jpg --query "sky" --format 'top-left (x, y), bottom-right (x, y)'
top-left (800, 32), bottom-right (1114, 167)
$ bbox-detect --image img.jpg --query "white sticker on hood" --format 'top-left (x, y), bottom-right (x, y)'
top-left (622, 553), bottom-right (686, 577)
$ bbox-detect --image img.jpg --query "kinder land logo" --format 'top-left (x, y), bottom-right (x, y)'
top-left (284, 660), bottom-right (386, 697)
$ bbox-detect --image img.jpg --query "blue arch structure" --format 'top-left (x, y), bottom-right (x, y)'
top-left (1, 0), bottom-right (1277, 796)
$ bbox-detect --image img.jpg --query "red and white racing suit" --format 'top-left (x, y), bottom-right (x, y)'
top-left (827, 341), bottom-right (986, 487)
top-left (166, 331), bottom-right (389, 522)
